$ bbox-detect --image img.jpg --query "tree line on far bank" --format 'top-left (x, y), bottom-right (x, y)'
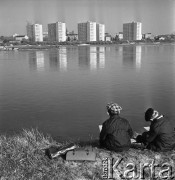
top-left (1, 34), bottom-right (175, 47)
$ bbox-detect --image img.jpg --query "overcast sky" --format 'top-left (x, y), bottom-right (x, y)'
top-left (0, 0), bottom-right (175, 36)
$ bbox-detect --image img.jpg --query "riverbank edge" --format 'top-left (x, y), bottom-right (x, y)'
top-left (1, 41), bottom-right (174, 51)
top-left (0, 129), bottom-right (174, 180)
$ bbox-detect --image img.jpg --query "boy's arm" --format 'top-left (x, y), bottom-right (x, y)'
top-left (145, 129), bottom-right (158, 144)
top-left (127, 122), bottom-right (134, 138)
top-left (99, 124), bottom-right (107, 144)
top-left (143, 124), bottom-right (159, 145)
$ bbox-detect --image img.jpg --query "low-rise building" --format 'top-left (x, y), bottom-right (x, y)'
top-left (15, 35), bottom-right (29, 41)
top-left (13, 33), bottom-right (19, 38)
top-left (118, 32), bottom-right (123, 40)
top-left (116, 32), bottom-right (123, 40)
top-left (105, 33), bottom-right (112, 41)
top-left (67, 32), bottom-right (78, 41)
top-left (142, 33), bottom-right (154, 40)
top-left (159, 37), bottom-right (166, 40)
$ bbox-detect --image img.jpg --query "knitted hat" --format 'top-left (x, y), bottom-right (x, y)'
top-left (145, 108), bottom-right (159, 121)
top-left (106, 102), bottom-right (122, 115)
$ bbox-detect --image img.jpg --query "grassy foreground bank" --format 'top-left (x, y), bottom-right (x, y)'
top-left (0, 129), bottom-right (175, 180)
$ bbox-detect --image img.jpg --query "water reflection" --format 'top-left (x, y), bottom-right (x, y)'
top-left (118, 46), bottom-right (123, 56)
top-left (28, 51), bottom-right (45, 71)
top-left (122, 45), bottom-right (142, 70)
top-left (49, 51), bottom-right (59, 71)
top-left (135, 46), bottom-right (142, 70)
top-left (78, 46), bottom-right (105, 70)
top-left (28, 48), bottom-right (67, 72)
top-left (90, 46), bottom-right (97, 70)
top-left (78, 46), bottom-right (90, 68)
top-left (58, 47), bottom-right (67, 71)
top-left (49, 47), bottom-right (67, 71)
top-left (98, 46), bottom-right (105, 68)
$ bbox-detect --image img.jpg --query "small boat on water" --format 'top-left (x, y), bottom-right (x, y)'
top-left (130, 42), bottom-right (135, 45)
top-left (78, 43), bottom-right (90, 46)
top-left (153, 42), bottom-right (160, 45)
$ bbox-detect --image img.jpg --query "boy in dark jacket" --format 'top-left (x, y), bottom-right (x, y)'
top-left (136, 108), bottom-right (175, 151)
top-left (99, 103), bottom-right (133, 152)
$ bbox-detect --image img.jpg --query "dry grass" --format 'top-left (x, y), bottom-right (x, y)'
top-left (0, 129), bottom-right (175, 180)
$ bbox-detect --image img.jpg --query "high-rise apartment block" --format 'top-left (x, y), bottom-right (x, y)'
top-left (48, 22), bottom-right (66, 42)
top-left (78, 22), bottom-right (87, 42)
top-left (48, 23), bottom-right (56, 42)
top-left (78, 21), bottom-right (105, 42)
top-left (87, 21), bottom-right (96, 42)
top-left (123, 22), bottom-right (142, 41)
top-left (96, 23), bottom-right (105, 41)
top-left (26, 24), bottom-right (33, 41)
top-left (33, 24), bottom-right (43, 42)
top-left (26, 23), bottom-right (43, 42)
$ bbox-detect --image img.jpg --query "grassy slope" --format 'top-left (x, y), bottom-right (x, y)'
top-left (0, 129), bottom-right (175, 180)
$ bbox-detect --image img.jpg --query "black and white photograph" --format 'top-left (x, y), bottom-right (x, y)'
top-left (0, 0), bottom-right (175, 179)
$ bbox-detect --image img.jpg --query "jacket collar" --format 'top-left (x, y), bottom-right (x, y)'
top-left (153, 115), bottom-right (164, 121)
top-left (110, 114), bottom-right (120, 119)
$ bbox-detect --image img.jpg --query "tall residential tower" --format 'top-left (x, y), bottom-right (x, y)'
top-left (48, 22), bottom-right (66, 42)
top-left (26, 23), bottom-right (43, 42)
top-left (123, 22), bottom-right (142, 41)
top-left (78, 21), bottom-right (105, 42)
top-left (96, 23), bottom-right (105, 41)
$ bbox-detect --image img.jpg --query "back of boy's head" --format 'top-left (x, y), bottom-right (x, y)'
top-left (145, 108), bottom-right (154, 121)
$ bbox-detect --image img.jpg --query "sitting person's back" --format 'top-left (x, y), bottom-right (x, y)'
top-left (136, 108), bottom-right (175, 152)
top-left (99, 103), bottom-right (133, 152)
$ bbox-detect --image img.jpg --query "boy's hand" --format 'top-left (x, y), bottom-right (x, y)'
top-left (133, 131), bottom-right (140, 139)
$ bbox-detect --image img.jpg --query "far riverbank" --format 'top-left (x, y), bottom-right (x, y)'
top-left (1, 40), bottom-right (175, 51)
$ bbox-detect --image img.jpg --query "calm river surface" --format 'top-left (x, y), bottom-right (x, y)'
top-left (0, 44), bottom-right (175, 140)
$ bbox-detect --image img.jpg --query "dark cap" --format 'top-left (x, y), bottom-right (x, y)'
top-left (145, 108), bottom-right (154, 121)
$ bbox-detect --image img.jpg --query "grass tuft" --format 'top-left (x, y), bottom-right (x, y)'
top-left (0, 129), bottom-right (174, 179)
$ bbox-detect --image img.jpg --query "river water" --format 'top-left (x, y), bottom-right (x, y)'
top-left (0, 44), bottom-right (175, 140)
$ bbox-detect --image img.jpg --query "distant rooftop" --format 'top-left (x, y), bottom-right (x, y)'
top-left (15, 35), bottom-right (26, 37)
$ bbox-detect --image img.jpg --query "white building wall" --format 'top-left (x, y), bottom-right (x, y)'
top-left (96, 24), bottom-right (105, 41)
top-left (15, 36), bottom-right (29, 41)
top-left (33, 24), bottom-right (43, 42)
top-left (56, 22), bottom-right (66, 42)
top-left (136, 22), bottom-right (142, 40)
top-left (118, 33), bottom-right (123, 40)
top-left (87, 21), bottom-right (96, 42)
